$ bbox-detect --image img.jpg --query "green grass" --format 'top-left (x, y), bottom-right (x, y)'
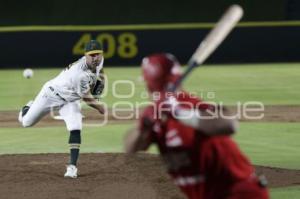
top-left (0, 124), bottom-right (126, 154)
top-left (271, 186), bottom-right (300, 199)
top-left (1, 122), bottom-right (299, 170)
top-left (234, 123), bottom-right (300, 170)
top-left (1, 63), bottom-right (300, 110)
top-left (185, 63), bottom-right (300, 105)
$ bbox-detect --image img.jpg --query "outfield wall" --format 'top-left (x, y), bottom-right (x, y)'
top-left (0, 0), bottom-right (287, 25)
top-left (1, 22), bottom-right (300, 68)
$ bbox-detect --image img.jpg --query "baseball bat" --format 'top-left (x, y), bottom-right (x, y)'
top-left (169, 5), bottom-right (243, 92)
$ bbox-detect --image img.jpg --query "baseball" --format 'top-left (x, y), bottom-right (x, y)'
top-left (23, 68), bottom-right (34, 79)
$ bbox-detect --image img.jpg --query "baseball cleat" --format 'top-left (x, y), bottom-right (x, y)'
top-left (18, 100), bottom-right (33, 123)
top-left (64, 165), bottom-right (78, 178)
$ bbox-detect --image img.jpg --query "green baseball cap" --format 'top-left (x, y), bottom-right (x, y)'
top-left (85, 40), bottom-right (103, 55)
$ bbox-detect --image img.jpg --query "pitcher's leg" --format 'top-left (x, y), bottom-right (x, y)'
top-left (59, 101), bottom-right (83, 131)
top-left (20, 88), bottom-right (50, 127)
top-left (59, 101), bottom-right (82, 178)
top-left (18, 100), bottom-right (33, 123)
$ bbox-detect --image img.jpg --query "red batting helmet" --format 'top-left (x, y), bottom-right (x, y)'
top-left (142, 53), bottom-right (182, 93)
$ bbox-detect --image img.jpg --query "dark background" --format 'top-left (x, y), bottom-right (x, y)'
top-left (0, 0), bottom-right (299, 25)
top-left (0, 0), bottom-right (300, 67)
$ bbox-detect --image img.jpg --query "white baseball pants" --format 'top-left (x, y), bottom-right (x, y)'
top-left (20, 82), bottom-right (83, 131)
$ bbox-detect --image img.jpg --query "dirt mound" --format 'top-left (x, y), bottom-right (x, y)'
top-left (255, 165), bottom-right (300, 188)
top-left (0, 153), bottom-right (299, 199)
top-left (0, 153), bottom-right (184, 199)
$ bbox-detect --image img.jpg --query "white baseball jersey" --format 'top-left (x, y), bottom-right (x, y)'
top-left (19, 56), bottom-right (104, 131)
top-left (49, 56), bottom-right (104, 102)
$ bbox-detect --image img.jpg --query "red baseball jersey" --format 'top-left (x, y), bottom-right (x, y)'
top-left (139, 91), bottom-right (269, 199)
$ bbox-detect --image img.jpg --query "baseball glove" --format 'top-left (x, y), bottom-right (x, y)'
top-left (91, 78), bottom-right (105, 100)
